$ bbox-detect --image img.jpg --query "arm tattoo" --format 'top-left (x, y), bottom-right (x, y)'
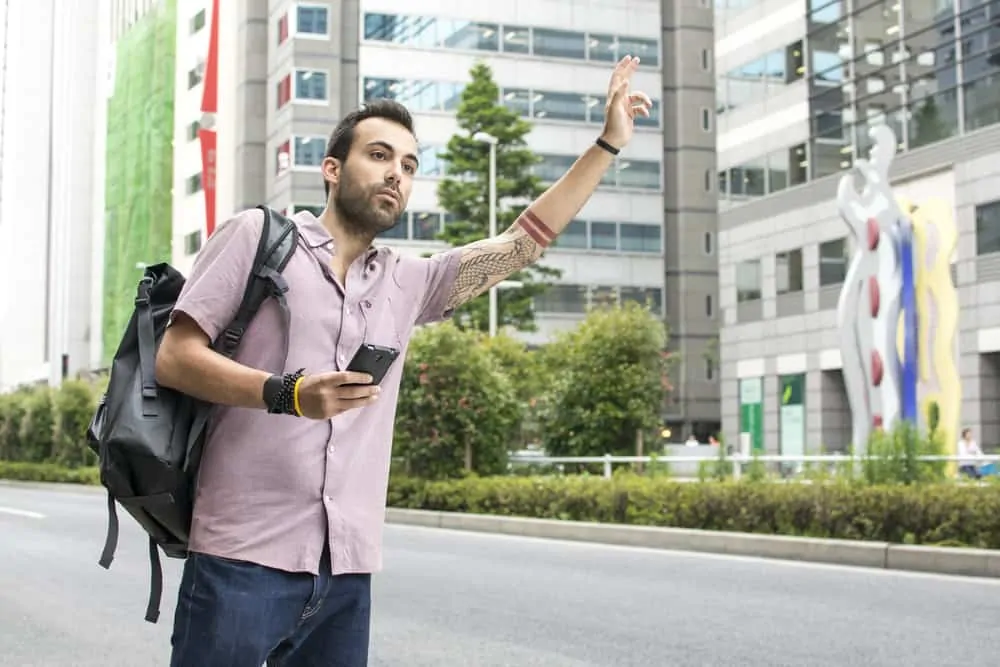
top-left (445, 213), bottom-right (548, 311)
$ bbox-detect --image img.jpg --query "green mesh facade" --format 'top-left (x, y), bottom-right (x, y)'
top-left (101, 0), bottom-right (177, 365)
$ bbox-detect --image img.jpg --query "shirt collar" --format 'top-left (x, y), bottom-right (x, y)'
top-left (294, 211), bottom-right (379, 262)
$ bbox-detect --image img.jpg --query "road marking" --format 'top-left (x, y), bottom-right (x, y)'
top-left (0, 506), bottom-right (46, 519)
top-left (388, 523), bottom-right (1000, 586)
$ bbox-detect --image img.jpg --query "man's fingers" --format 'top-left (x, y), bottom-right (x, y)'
top-left (630, 91), bottom-right (653, 108)
top-left (337, 383), bottom-right (380, 400)
top-left (314, 370), bottom-right (374, 386)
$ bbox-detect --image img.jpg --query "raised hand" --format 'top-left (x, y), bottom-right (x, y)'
top-left (600, 55), bottom-right (653, 150)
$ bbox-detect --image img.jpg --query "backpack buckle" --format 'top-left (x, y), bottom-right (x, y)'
top-left (135, 277), bottom-right (154, 306)
top-left (222, 327), bottom-right (244, 348)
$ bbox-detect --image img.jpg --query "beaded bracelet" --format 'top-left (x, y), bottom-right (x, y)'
top-left (270, 368), bottom-right (305, 416)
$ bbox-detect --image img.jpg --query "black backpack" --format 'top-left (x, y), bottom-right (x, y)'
top-left (86, 206), bottom-right (299, 623)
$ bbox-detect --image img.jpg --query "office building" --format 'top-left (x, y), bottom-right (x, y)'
top-left (715, 0), bottom-right (1000, 452)
top-left (0, 0), bottom-right (106, 390)
top-left (1, 0), bottom-right (723, 440)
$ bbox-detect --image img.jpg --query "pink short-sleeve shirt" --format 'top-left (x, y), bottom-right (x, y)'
top-left (171, 208), bottom-right (461, 575)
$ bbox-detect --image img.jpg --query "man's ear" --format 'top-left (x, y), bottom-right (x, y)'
top-left (321, 156), bottom-right (341, 189)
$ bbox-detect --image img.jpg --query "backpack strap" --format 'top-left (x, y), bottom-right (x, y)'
top-left (183, 207), bottom-right (299, 473)
top-left (135, 276), bottom-right (159, 417)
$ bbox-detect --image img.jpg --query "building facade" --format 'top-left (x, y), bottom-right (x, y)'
top-left (715, 0), bottom-right (1000, 452)
top-left (0, 0), bottom-right (107, 390)
top-left (1, 0), bottom-right (723, 440)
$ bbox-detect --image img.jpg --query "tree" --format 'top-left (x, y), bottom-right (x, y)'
top-left (539, 302), bottom-right (673, 458)
top-left (436, 61), bottom-right (560, 333)
top-left (480, 334), bottom-right (547, 446)
top-left (394, 322), bottom-right (522, 479)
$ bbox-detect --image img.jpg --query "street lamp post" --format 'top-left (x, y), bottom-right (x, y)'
top-left (473, 131), bottom-right (499, 337)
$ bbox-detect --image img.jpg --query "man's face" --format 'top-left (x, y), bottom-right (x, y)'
top-left (326, 117), bottom-right (418, 237)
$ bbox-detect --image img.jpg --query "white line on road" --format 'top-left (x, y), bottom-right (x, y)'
top-left (387, 523), bottom-right (1000, 586)
top-left (0, 506), bottom-right (46, 519)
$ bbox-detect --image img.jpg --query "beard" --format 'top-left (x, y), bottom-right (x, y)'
top-left (333, 167), bottom-right (403, 238)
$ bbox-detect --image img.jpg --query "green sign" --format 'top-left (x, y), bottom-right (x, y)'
top-left (779, 374), bottom-right (805, 457)
top-left (739, 378), bottom-right (764, 453)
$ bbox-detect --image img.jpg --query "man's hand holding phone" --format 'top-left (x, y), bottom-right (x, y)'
top-left (295, 371), bottom-right (380, 420)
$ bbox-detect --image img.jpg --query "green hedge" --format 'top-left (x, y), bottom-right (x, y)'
top-left (388, 474), bottom-right (1000, 549)
top-left (4, 463), bottom-right (998, 550)
top-left (0, 379), bottom-right (103, 469)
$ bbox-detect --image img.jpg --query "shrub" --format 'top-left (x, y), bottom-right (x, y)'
top-left (386, 473), bottom-right (1000, 549)
top-left (0, 380), bottom-right (100, 468)
top-left (394, 322), bottom-right (522, 479)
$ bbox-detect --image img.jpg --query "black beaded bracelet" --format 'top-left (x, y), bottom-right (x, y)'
top-left (267, 368), bottom-right (305, 415)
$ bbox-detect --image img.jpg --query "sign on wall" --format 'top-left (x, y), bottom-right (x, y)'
top-left (779, 374), bottom-right (805, 458)
top-left (739, 377), bottom-right (764, 454)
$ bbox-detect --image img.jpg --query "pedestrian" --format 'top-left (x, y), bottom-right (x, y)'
top-left (154, 56), bottom-right (652, 666)
top-left (957, 427), bottom-right (983, 480)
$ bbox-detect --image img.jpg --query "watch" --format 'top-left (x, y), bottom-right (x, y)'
top-left (262, 374), bottom-right (285, 413)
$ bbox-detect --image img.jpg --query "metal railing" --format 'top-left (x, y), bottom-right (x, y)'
top-left (507, 452), bottom-right (1000, 480)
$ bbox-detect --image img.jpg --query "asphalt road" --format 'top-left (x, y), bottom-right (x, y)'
top-left (1, 482), bottom-right (998, 667)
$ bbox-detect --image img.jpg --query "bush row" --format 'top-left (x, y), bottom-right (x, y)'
top-left (0, 379), bottom-right (103, 468)
top-left (3, 461), bottom-right (996, 548)
top-left (387, 473), bottom-right (1000, 549)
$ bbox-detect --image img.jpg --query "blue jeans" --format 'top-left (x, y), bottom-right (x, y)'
top-left (169, 549), bottom-right (371, 667)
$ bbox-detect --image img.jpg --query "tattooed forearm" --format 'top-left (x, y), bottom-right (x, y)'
top-left (444, 220), bottom-right (545, 311)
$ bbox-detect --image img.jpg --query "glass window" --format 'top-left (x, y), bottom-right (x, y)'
top-left (587, 94), bottom-right (607, 124)
top-left (819, 238), bottom-right (848, 285)
top-left (501, 88), bottom-right (531, 117)
top-left (378, 213), bottom-right (408, 239)
top-left (532, 28), bottom-right (586, 59)
top-left (294, 70), bottom-right (328, 101)
top-left (963, 74), bottom-right (1000, 132)
top-left (588, 34), bottom-right (617, 61)
top-left (976, 200), bottom-right (1000, 255)
top-left (809, 0), bottom-right (845, 24)
top-left (620, 287), bottom-right (663, 314)
top-left (618, 37), bottom-right (659, 67)
top-left (501, 26), bottom-right (531, 53)
top-left (297, 6), bottom-right (329, 35)
top-left (736, 260), bottom-right (762, 302)
top-left (730, 158), bottom-right (766, 197)
top-left (533, 91), bottom-right (588, 121)
top-left (590, 285), bottom-right (619, 308)
top-left (535, 154), bottom-right (577, 182)
top-left (534, 284), bottom-right (588, 313)
top-left (554, 220), bottom-right (587, 248)
top-left (439, 20), bottom-right (500, 51)
top-left (808, 22), bottom-right (849, 85)
top-left (190, 9), bottom-right (206, 34)
top-left (908, 87), bottom-right (959, 149)
top-left (615, 160), bottom-right (661, 189)
top-left (184, 230), bottom-right (202, 255)
top-left (725, 55), bottom-right (767, 110)
top-left (416, 145), bottom-right (445, 176)
top-left (769, 150), bottom-right (789, 193)
top-left (788, 144), bottom-right (808, 187)
top-left (620, 223), bottom-right (662, 252)
top-left (776, 249), bottom-right (804, 293)
top-left (412, 212), bottom-right (442, 240)
top-left (590, 222), bottom-right (618, 250)
top-left (293, 137), bottom-right (325, 166)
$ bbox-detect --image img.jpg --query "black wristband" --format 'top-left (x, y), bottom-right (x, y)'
top-left (595, 137), bottom-right (620, 155)
top-left (265, 368), bottom-right (305, 415)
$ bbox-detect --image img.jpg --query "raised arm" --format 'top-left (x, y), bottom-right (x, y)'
top-left (444, 55), bottom-right (653, 312)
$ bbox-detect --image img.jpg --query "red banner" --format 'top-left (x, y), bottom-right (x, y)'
top-left (198, 129), bottom-right (217, 237)
top-left (199, 0), bottom-right (220, 237)
top-left (200, 0), bottom-right (219, 115)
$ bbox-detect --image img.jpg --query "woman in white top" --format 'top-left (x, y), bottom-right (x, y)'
top-left (957, 428), bottom-right (983, 479)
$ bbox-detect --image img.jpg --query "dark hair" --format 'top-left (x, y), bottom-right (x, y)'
top-left (323, 99), bottom-right (416, 197)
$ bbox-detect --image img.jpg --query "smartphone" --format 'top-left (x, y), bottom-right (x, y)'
top-left (344, 343), bottom-right (400, 385)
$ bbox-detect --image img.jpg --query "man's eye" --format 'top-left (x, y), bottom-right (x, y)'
top-left (371, 151), bottom-right (385, 160)
top-left (403, 164), bottom-right (416, 174)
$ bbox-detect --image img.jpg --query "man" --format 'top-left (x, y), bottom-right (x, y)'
top-left (155, 55), bottom-right (652, 666)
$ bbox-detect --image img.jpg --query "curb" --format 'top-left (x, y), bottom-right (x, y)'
top-left (385, 508), bottom-right (1000, 579)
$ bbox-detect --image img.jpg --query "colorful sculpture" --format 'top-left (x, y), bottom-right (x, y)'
top-left (835, 124), bottom-right (961, 454)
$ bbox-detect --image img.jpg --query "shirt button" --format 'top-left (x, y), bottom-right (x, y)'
top-left (325, 495), bottom-right (332, 503)
top-left (328, 444), bottom-right (335, 454)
